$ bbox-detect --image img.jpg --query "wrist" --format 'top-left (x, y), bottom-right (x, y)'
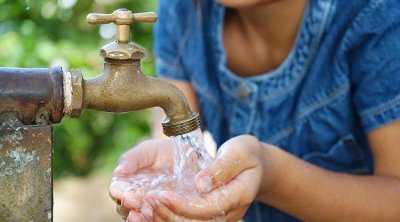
top-left (256, 143), bottom-right (286, 202)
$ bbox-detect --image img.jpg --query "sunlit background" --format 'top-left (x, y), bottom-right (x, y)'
top-left (0, 0), bottom-right (157, 221)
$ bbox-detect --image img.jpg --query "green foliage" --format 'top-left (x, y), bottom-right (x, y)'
top-left (0, 0), bottom-right (157, 177)
top-left (54, 110), bottom-right (151, 177)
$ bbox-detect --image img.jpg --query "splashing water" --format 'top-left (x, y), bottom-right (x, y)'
top-left (112, 128), bottom-right (226, 221)
top-left (172, 129), bottom-right (214, 194)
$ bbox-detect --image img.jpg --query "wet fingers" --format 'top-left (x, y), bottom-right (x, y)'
top-left (127, 210), bottom-right (146, 222)
top-left (109, 180), bottom-right (131, 202)
top-left (116, 204), bottom-right (130, 220)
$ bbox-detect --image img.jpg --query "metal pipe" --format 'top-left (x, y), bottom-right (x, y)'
top-left (0, 67), bottom-right (64, 125)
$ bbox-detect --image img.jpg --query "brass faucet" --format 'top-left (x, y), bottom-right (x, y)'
top-left (63, 9), bottom-right (200, 136)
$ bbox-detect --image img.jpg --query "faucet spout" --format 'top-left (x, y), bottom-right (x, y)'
top-left (82, 59), bottom-right (200, 136)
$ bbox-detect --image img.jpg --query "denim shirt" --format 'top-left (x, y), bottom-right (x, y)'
top-left (154, 0), bottom-right (400, 221)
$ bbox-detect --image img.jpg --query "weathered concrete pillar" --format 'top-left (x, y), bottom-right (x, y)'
top-left (0, 115), bottom-right (53, 221)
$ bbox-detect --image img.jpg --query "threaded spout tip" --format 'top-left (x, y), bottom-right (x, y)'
top-left (162, 112), bottom-right (200, 137)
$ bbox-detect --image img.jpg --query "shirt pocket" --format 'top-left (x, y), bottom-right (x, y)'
top-left (302, 134), bottom-right (370, 174)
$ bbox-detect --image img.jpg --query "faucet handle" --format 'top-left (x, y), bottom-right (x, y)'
top-left (87, 8), bottom-right (157, 43)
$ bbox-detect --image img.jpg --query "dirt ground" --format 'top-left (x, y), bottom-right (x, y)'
top-left (54, 175), bottom-right (122, 222)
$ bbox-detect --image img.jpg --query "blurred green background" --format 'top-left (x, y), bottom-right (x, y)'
top-left (0, 0), bottom-right (157, 178)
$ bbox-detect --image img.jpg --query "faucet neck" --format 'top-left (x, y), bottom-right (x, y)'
top-left (104, 58), bottom-right (141, 66)
top-left (102, 59), bottom-right (142, 79)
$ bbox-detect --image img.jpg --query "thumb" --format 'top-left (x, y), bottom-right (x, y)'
top-left (195, 156), bottom-right (245, 194)
top-left (195, 137), bottom-right (257, 194)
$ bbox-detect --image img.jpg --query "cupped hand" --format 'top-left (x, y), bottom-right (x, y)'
top-left (109, 137), bottom-right (205, 222)
top-left (109, 139), bottom-right (176, 221)
top-left (145, 135), bottom-right (268, 222)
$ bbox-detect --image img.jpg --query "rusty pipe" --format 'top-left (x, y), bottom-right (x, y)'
top-left (80, 59), bottom-right (199, 136)
top-left (0, 67), bottom-right (64, 125)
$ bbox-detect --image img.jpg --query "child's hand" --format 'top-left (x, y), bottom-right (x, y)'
top-left (109, 139), bottom-right (175, 221)
top-left (145, 135), bottom-right (270, 222)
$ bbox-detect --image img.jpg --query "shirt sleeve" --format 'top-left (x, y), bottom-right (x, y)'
top-left (350, 0), bottom-right (400, 133)
top-left (153, 0), bottom-right (188, 81)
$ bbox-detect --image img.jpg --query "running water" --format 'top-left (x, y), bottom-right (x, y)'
top-left (172, 129), bottom-right (214, 194)
top-left (112, 129), bottom-right (226, 221)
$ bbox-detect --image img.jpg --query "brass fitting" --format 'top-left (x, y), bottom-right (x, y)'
top-left (162, 112), bottom-right (200, 137)
top-left (63, 69), bottom-right (83, 118)
top-left (78, 9), bottom-right (200, 136)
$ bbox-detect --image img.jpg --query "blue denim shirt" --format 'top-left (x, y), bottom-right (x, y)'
top-left (154, 0), bottom-right (400, 221)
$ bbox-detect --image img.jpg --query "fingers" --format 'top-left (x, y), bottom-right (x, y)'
top-left (109, 179), bottom-right (148, 209)
top-left (127, 210), bottom-right (146, 222)
top-left (126, 200), bottom-right (192, 222)
top-left (195, 156), bottom-right (246, 194)
top-left (109, 179), bottom-right (131, 203)
top-left (110, 180), bottom-right (152, 222)
top-left (195, 135), bottom-right (261, 194)
top-left (224, 205), bottom-right (249, 222)
top-left (146, 189), bottom-right (233, 220)
top-left (124, 198), bottom-right (184, 222)
top-left (117, 204), bottom-right (130, 220)
top-left (146, 163), bottom-right (261, 221)
top-left (152, 203), bottom-right (180, 222)
top-left (122, 188), bottom-right (147, 210)
top-left (152, 202), bottom-right (206, 222)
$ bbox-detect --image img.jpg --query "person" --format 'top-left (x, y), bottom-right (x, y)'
top-left (109, 0), bottom-right (400, 221)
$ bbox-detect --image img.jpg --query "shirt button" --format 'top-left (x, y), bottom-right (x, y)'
top-left (238, 85), bottom-right (249, 99)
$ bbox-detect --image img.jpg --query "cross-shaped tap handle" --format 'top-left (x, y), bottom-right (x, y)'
top-left (87, 8), bottom-right (157, 43)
